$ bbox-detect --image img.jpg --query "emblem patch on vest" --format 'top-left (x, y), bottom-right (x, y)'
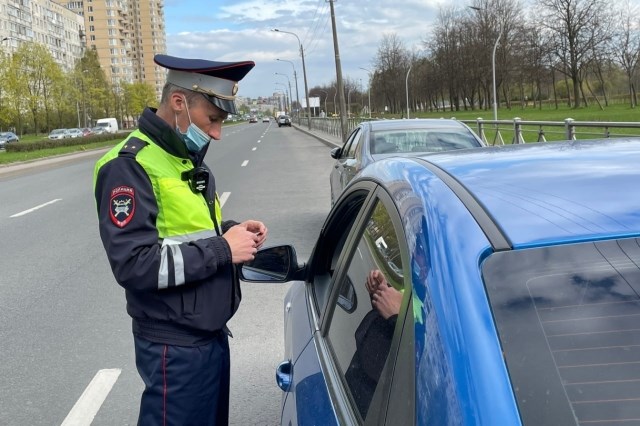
top-left (110, 186), bottom-right (135, 228)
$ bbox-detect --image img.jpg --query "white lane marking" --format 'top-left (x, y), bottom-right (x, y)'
top-left (61, 368), bottom-right (121, 426)
top-left (219, 191), bottom-right (230, 207)
top-left (241, 160), bottom-right (249, 167)
top-left (252, 147), bottom-right (257, 151)
top-left (257, 139), bottom-right (261, 143)
top-left (10, 198), bottom-right (62, 218)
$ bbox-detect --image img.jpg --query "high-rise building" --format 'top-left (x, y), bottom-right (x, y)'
top-left (53, 0), bottom-right (167, 98)
top-left (0, 0), bottom-right (85, 72)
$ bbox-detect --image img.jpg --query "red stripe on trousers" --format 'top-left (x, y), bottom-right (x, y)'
top-left (163, 345), bottom-right (168, 426)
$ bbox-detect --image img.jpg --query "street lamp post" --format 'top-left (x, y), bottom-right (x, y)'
top-left (275, 72), bottom-right (293, 114)
top-left (491, 26), bottom-right (503, 121)
top-left (273, 29), bottom-right (311, 130)
top-left (405, 65), bottom-right (412, 119)
top-left (275, 82), bottom-right (290, 112)
top-left (359, 67), bottom-right (372, 118)
top-left (276, 59), bottom-right (300, 117)
top-left (469, 6), bottom-right (503, 121)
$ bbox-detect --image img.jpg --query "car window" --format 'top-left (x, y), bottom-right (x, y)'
top-left (482, 238), bottom-right (640, 425)
top-left (373, 128), bottom-right (481, 153)
top-left (326, 198), bottom-right (406, 421)
top-left (346, 128), bottom-right (363, 158)
top-left (341, 128), bottom-right (362, 159)
top-left (311, 188), bottom-right (371, 312)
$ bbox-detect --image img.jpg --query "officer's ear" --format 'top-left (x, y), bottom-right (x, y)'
top-left (170, 92), bottom-right (187, 113)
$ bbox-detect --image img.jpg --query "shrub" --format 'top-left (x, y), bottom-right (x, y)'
top-left (5, 132), bottom-right (127, 152)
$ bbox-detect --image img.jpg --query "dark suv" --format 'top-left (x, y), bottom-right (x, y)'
top-left (278, 115), bottom-right (292, 127)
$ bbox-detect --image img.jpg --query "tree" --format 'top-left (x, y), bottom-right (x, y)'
top-left (123, 82), bottom-right (158, 121)
top-left (7, 42), bottom-right (64, 134)
top-left (536, 0), bottom-right (613, 108)
top-left (373, 33), bottom-right (409, 114)
top-left (611, 0), bottom-right (640, 107)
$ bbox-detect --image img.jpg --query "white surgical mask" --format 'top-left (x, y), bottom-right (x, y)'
top-left (175, 96), bottom-right (211, 153)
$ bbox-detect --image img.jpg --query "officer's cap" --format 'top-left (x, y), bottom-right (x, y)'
top-left (154, 54), bottom-right (255, 115)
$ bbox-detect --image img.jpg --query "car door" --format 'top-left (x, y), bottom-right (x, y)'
top-left (286, 181), bottom-right (414, 425)
top-left (280, 184), bottom-right (374, 426)
top-left (330, 127), bottom-right (363, 204)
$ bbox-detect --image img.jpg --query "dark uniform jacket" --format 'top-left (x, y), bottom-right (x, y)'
top-left (94, 108), bottom-right (241, 346)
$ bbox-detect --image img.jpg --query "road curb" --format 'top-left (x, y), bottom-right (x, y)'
top-left (0, 146), bottom-right (111, 176)
top-left (292, 124), bottom-right (342, 148)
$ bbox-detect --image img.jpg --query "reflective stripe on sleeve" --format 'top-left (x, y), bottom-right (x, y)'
top-left (158, 239), bottom-right (189, 289)
top-left (158, 244), bottom-right (171, 289)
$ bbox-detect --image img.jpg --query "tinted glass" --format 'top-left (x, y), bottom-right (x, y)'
top-left (327, 199), bottom-right (405, 421)
top-left (483, 238), bottom-right (640, 425)
top-left (371, 127), bottom-right (480, 154)
top-left (346, 128), bottom-right (362, 158)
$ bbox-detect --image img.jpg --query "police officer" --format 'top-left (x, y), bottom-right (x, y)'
top-left (93, 54), bottom-right (267, 425)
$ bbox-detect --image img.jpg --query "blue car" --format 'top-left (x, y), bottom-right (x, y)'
top-left (242, 139), bottom-right (640, 425)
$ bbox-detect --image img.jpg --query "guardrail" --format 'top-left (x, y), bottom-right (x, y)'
top-left (463, 118), bottom-right (640, 145)
top-left (293, 116), bottom-right (640, 145)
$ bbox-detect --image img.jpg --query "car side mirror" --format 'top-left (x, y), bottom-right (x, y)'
top-left (240, 245), bottom-right (305, 282)
top-left (330, 147), bottom-right (342, 159)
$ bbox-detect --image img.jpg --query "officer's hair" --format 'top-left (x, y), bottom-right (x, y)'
top-left (160, 83), bottom-right (205, 106)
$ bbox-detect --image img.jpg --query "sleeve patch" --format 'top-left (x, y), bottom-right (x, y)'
top-left (110, 186), bottom-right (136, 228)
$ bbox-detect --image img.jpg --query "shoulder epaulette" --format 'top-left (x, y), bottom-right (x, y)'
top-left (118, 137), bottom-right (149, 158)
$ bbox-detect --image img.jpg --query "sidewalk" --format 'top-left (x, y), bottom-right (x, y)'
top-left (292, 123), bottom-right (342, 148)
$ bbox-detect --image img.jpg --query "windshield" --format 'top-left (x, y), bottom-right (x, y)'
top-left (482, 238), bottom-right (640, 425)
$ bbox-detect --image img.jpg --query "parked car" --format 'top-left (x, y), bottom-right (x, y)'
top-left (65, 128), bottom-right (83, 138)
top-left (91, 126), bottom-right (107, 135)
top-left (0, 131), bottom-right (19, 148)
top-left (81, 127), bottom-right (93, 137)
top-left (278, 115), bottom-right (291, 127)
top-left (48, 129), bottom-right (68, 140)
top-left (329, 119), bottom-right (484, 205)
top-left (240, 138), bottom-right (640, 426)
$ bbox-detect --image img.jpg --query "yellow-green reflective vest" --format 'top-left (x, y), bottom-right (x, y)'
top-left (93, 129), bottom-right (222, 240)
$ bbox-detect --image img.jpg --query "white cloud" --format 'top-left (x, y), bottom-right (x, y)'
top-left (165, 0), bottom-right (444, 98)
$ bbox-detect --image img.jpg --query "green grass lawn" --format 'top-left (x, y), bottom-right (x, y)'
top-left (375, 102), bottom-right (640, 143)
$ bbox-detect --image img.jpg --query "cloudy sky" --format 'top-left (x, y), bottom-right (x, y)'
top-left (163, 0), bottom-right (451, 99)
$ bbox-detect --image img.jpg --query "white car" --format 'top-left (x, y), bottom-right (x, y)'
top-left (48, 129), bottom-right (68, 140)
top-left (66, 128), bottom-right (84, 138)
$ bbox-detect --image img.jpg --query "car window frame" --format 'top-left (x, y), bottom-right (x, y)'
top-left (341, 127), bottom-right (362, 160)
top-left (309, 184), bottom-right (413, 425)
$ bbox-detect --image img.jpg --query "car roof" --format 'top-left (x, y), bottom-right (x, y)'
top-left (366, 139), bottom-right (640, 249)
top-left (364, 118), bottom-right (467, 131)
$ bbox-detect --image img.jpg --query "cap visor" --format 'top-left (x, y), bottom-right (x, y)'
top-left (206, 95), bottom-right (238, 115)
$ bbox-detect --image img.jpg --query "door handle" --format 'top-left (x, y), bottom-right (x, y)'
top-left (276, 360), bottom-right (293, 392)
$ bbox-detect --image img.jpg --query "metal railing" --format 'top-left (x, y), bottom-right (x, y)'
top-left (464, 118), bottom-right (640, 145)
top-left (294, 116), bottom-right (640, 145)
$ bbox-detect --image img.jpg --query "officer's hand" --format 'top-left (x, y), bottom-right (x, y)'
top-left (222, 225), bottom-right (260, 264)
top-left (239, 220), bottom-right (268, 249)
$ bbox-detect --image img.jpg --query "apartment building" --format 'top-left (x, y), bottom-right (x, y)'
top-left (0, 0), bottom-right (85, 72)
top-left (1, 0), bottom-right (167, 99)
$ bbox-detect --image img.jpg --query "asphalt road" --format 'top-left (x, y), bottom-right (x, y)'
top-left (0, 121), bottom-right (337, 425)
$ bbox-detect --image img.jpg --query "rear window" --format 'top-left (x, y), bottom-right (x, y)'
top-left (483, 238), bottom-right (640, 425)
top-left (371, 127), bottom-right (481, 154)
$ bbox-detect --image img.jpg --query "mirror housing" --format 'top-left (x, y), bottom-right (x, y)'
top-left (240, 245), bottom-right (305, 283)
top-left (330, 147), bottom-right (342, 159)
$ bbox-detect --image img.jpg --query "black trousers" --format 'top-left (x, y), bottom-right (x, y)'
top-left (134, 333), bottom-right (230, 426)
